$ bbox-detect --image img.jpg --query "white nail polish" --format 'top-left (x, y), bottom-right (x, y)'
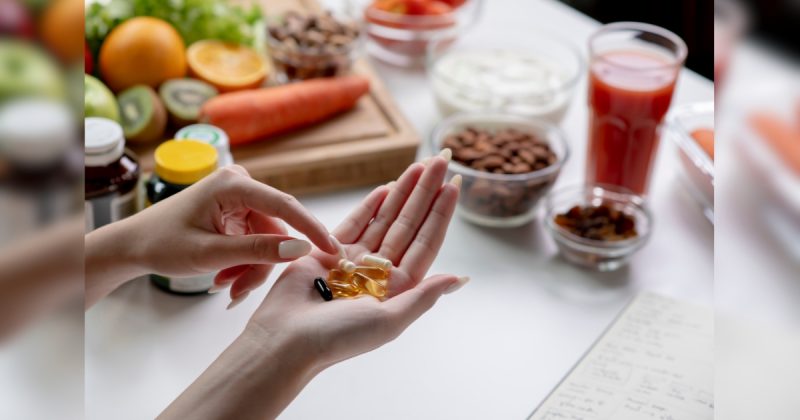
top-left (421, 157), bottom-right (432, 166)
top-left (449, 174), bottom-right (462, 189)
top-left (329, 234), bottom-right (347, 259)
top-left (207, 283), bottom-right (229, 294)
top-left (279, 239), bottom-right (311, 259)
top-left (439, 148), bottom-right (452, 162)
top-left (386, 181), bottom-right (396, 189)
top-left (226, 291), bottom-right (250, 310)
top-left (361, 254), bottom-right (392, 270)
top-left (443, 276), bottom-right (470, 294)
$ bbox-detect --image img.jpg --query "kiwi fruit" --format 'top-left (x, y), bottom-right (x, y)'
top-left (159, 78), bottom-right (218, 127)
top-left (117, 85), bottom-right (167, 144)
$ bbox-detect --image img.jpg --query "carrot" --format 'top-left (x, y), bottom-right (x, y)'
top-left (690, 128), bottom-right (714, 160)
top-left (199, 75), bottom-right (370, 146)
top-left (750, 113), bottom-right (800, 175)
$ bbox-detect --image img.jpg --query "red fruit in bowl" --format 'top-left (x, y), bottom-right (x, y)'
top-left (441, 0), bottom-right (466, 8)
top-left (424, 1), bottom-right (454, 15)
top-left (0, 0), bottom-right (35, 38)
top-left (84, 41), bottom-right (93, 74)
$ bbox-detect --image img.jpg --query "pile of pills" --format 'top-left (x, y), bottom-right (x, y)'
top-left (314, 240), bottom-right (392, 301)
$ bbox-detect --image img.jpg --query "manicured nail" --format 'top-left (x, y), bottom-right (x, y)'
top-left (279, 239), bottom-right (311, 259)
top-left (386, 181), bottom-right (396, 189)
top-left (421, 157), bottom-right (432, 166)
top-left (443, 276), bottom-right (470, 294)
top-left (226, 291), bottom-right (250, 310)
top-left (329, 234), bottom-right (347, 259)
top-left (439, 148), bottom-right (452, 162)
top-left (449, 174), bottom-right (462, 189)
top-left (207, 283), bottom-right (230, 294)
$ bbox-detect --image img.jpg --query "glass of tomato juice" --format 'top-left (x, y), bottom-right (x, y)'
top-left (586, 22), bottom-right (687, 195)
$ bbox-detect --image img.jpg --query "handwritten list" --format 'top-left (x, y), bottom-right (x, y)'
top-left (529, 293), bottom-right (713, 420)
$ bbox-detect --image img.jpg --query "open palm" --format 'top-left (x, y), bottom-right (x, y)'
top-left (246, 156), bottom-right (464, 368)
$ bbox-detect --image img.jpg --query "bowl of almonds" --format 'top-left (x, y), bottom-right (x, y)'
top-left (430, 112), bottom-right (569, 227)
top-left (267, 10), bottom-right (362, 82)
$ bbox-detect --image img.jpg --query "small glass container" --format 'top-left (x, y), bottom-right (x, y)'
top-left (666, 102), bottom-right (714, 223)
top-left (357, 0), bottom-right (483, 67)
top-left (267, 10), bottom-right (363, 82)
top-left (85, 117), bottom-right (140, 231)
top-left (429, 112), bottom-right (569, 227)
top-left (146, 139), bottom-right (218, 294)
top-left (175, 124), bottom-right (234, 167)
top-left (544, 185), bottom-right (653, 271)
top-left (427, 29), bottom-right (583, 123)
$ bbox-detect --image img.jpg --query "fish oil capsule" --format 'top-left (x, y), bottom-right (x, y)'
top-left (354, 266), bottom-right (389, 280)
top-left (353, 272), bottom-right (387, 298)
top-left (330, 281), bottom-right (361, 298)
top-left (328, 269), bottom-right (350, 283)
top-left (361, 254), bottom-right (392, 270)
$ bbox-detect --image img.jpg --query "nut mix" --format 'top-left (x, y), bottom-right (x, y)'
top-left (554, 204), bottom-right (638, 241)
top-left (444, 127), bottom-right (559, 218)
top-left (268, 11), bottom-right (360, 81)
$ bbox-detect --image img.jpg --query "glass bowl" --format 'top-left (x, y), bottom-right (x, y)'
top-left (666, 101), bottom-right (714, 223)
top-left (427, 29), bottom-right (583, 123)
top-left (266, 10), bottom-right (364, 82)
top-left (429, 112), bottom-right (569, 227)
top-left (356, 0), bottom-right (483, 67)
top-left (544, 185), bottom-right (653, 271)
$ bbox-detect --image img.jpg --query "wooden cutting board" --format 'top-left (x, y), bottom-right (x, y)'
top-left (131, 0), bottom-right (419, 195)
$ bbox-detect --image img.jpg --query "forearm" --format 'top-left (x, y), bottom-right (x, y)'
top-left (159, 327), bottom-right (319, 420)
top-left (84, 219), bottom-right (147, 309)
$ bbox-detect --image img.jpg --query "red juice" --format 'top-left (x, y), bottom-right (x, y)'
top-left (586, 50), bottom-right (680, 195)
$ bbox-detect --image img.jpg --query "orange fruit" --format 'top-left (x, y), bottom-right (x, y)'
top-left (186, 40), bottom-right (268, 92)
top-left (40, 0), bottom-right (84, 63)
top-left (99, 17), bottom-right (187, 92)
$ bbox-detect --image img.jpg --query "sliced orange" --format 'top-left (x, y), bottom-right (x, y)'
top-left (186, 40), bottom-right (268, 92)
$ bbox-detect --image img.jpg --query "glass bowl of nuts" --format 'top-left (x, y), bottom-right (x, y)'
top-left (430, 112), bottom-right (569, 227)
top-left (267, 10), bottom-right (363, 82)
top-left (544, 184), bottom-right (653, 271)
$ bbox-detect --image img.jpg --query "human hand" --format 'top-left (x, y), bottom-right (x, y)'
top-left (244, 154), bottom-right (467, 370)
top-left (98, 165), bottom-right (337, 306)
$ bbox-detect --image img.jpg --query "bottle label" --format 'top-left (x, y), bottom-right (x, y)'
top-left (87, 190), bottom-right (136, 230)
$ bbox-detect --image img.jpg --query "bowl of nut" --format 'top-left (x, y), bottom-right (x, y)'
top-left (430, 112), bottom-right (569, 227)
top-left (267, 10), bottom-right (363, 82)
top-left (544, 184), bottom-right (653, 271)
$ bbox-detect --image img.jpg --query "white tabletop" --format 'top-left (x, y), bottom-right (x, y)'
top-left (85, 1), bottom-right (714, 419)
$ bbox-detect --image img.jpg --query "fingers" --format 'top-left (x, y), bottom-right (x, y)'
top-left (234, 177), bottom-right (336, 255)
top-left (227, 264), bottom-right (271, 309)
top-left (379, 157), bottom-right (450, 264)
top-left (332, 185), bottom-right (390, 244)
top-left (381, 274), bottom-right (467, 336)
top-left (205, 234), bottom-right (312, 269)
top-left (211, 265), bottom-right (250, 291)
top-left (398, 182), bottom-right (460, 281)
top-left (358, 163), bottom-right (425, 251)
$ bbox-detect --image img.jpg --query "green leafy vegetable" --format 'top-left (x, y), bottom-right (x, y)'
top-left (85, 0), bottom-right (263, 59)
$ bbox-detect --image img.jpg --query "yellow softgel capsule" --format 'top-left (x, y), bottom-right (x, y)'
top-left (353, 272), bottom-right (387, 298)
top-left (327, 269), bottom-right (349, 283)
top-left (354, 266), bottom-right (389, 280)
top-left (330, 282), bottom-right (361, 298)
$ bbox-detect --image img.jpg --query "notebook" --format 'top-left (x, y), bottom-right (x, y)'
top-left (528, 292), bottom-right (714, 420)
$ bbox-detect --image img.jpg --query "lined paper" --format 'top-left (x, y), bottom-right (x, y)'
top-left (529, 293), bottom-right (713, 420)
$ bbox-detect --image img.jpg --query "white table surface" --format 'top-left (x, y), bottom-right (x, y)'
top-left (85, 1), bottom-right (714, 419)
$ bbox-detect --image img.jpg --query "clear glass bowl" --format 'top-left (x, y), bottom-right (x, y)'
top-left (427, 29), bottom-right (583, 123)
top-left (544, 185), bottom-right (653, 271)
top-left (354, 0), bottom-right (483, 67)
top-left (429, 112), bottom-right (569, 227)
top-left (666, 101), bottom-right (714, 223)
top-left (266, 10), bottom-right (364, 83)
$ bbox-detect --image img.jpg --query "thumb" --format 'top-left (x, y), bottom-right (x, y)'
top-left (382, 274), bottom-right (470, 333)
top-left (203, 234), bottom-right (312, 268)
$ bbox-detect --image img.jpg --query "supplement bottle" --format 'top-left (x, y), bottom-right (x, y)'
top-left (174, 124), bottom-right (233, 167)
top-left (146, 139), bottom-right (218, 294)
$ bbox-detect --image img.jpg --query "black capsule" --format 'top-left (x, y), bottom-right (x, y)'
top-left (314, 277), bottom-right (333, 301)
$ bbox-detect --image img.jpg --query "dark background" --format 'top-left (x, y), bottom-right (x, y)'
top-left (558, 0), bottom-right (714, 80)
top-left (739, 0), bottom-right (800, 59)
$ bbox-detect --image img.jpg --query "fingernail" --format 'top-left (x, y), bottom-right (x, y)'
top-left (449, 174), bottom-right (462, 189)
top-left (386, 181), bottom-right (396, 189)
top-left (208, 283), bottom-right (230, 294)
top-left (226, 291), bottom-right (250, 310)
top-left (279, 239), bottom-right (312, 259)
top-left (421, 157), bottom-right (432, 166)
top-left (329, 234), bottom-right (347, 259)
top-left (439, 148), bottom-right (452, 162)
top-left (443, 276), bottom-right (470, 294)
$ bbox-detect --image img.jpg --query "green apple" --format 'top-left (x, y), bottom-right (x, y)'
top-left (0, 40), bottom-right (66, 101)
top-left (84, 74), bottom-right (120, 122)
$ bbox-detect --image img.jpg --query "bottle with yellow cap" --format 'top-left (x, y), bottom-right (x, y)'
top-left (146, 139), bottom-right (218, 294)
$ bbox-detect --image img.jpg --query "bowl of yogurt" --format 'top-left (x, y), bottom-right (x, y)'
top-left (426, 30), bottom-right (583, 123)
